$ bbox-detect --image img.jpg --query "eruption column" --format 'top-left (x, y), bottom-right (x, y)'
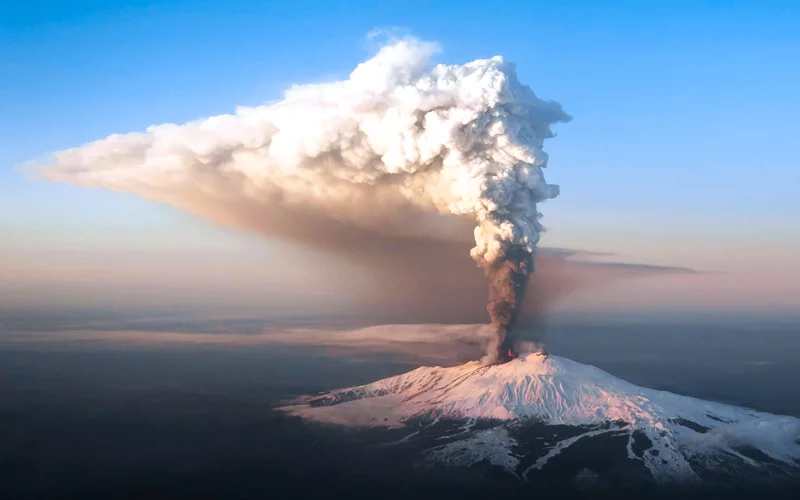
top-left (36, 36), bottom-right (570, 363)
top-left (486, 245), bottom-right (533, 362)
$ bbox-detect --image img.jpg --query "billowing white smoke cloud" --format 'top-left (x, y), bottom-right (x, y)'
top-left (41, 37), bottom-right (569, 267)
top-left (40, 37), bottom-right (570, 361)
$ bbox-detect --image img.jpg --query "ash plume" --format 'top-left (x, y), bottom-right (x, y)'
top-left (36, 36), bottom-right (571, 363)
top-left (485, 245), bottom-right (534, 363)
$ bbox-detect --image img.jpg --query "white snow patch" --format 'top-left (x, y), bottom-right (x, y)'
top-left (424, 426), bottom-right (520, 476)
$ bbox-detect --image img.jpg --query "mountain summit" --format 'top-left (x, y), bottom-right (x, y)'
top-left (283, 353), bottom-right (800, 486)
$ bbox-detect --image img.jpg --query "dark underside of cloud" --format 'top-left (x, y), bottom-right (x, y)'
top-left (185, 196), bottom-right (694, 327)
top-left (357, 239), bottom-right (695, 331)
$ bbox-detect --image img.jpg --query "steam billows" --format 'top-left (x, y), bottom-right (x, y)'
top-left (40, 37), bottom-right (570, 360)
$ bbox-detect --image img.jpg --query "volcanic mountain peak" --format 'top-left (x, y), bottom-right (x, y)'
top-left (284, 353), bottom-right (800, 485)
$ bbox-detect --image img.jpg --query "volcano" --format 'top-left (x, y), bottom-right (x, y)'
top-left (281, 353), bottom-right (800, 488)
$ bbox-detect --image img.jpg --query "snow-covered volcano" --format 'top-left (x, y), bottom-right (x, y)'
top-left (282, 353), bottom-right (800, 486)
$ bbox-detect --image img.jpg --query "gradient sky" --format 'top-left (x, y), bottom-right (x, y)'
top-left (2, 0), bottom-right (799, 315)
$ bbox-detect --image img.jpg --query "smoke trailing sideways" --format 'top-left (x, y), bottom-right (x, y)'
top-left (38, 36), bottom-right (571, 363)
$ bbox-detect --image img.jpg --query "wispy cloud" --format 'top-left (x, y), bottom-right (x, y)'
top-left (1, 324), bottom-right (492, 365)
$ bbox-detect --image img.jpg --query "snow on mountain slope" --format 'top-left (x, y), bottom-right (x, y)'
top-left (282, 353), bottom-right (800, 484)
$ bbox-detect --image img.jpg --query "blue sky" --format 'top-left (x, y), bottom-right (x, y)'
top-left (2, 0), bottom-right (799, 314)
